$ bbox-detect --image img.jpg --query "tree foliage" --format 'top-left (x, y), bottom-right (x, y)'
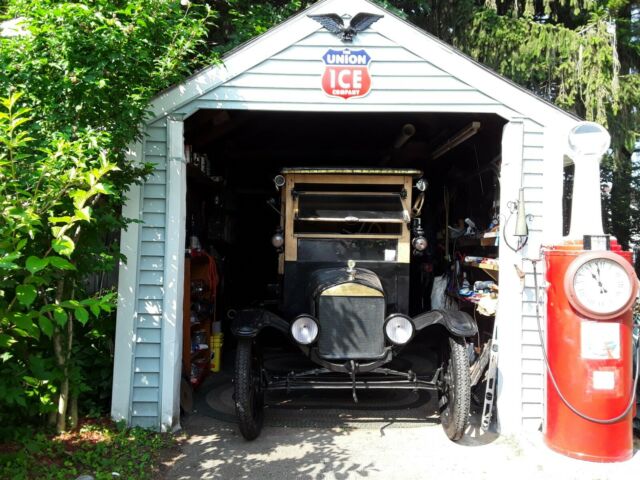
top-left (385, 0), bottom-right (639, 246)
top-left (0, 0), bottom-right (213, 433)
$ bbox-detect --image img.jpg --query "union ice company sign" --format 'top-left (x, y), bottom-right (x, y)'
top-left (321, 48), bottom-right (372, 100)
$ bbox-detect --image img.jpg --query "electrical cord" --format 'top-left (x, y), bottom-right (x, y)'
top-left (531, 258), bottom-right (640, 425)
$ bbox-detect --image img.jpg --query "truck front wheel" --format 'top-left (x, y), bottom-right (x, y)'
top-left (438, 336), bottom-right (471, 441)
top-left (234, 338), bottom-right (264, 440)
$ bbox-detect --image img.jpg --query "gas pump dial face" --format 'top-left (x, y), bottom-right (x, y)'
top-left (565, 252), bottom-right (638, 320)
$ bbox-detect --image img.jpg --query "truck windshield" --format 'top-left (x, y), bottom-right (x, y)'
top-left (296, 193), bottom-right (406, 223)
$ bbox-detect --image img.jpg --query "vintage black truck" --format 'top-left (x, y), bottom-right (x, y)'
top-left (231, 168), bottom-right (477, 441)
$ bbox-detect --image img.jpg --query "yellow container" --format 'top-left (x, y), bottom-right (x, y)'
top-left (210, 333), bottom-right (224, 372)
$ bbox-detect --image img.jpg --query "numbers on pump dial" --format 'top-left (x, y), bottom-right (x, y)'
top-left (572, 258), bottom-right (632, 315)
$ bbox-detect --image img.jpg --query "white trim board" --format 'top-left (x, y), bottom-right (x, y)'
top-left (160, 119), bottom-right (187, 432)
top-left (495, 120), bottom-right (525, 433)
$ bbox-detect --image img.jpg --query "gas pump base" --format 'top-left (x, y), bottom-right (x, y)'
top-left (543, 240), bottom-right (637, 463)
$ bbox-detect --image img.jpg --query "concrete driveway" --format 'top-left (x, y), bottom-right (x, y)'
top-left (163, 398), bottom-right (639, 480)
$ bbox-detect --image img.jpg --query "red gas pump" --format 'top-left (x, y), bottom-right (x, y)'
top-left (542, 122), bottom-right (640, 462)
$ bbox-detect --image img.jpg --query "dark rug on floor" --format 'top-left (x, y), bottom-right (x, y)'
top-left (192, 351), bottom-right (439, 428)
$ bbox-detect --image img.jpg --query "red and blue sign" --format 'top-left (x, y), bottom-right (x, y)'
top-left (321, 48), bottom-right (372, 100)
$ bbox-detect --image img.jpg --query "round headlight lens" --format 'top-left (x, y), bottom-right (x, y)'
top-left (412, 236), bottom-right (428, 251)
top-left (384, 315), bottom-right (414, 345)
top-left (271, 232), bottom-right (284, 248)
top-left (291, 315), bottom-right (319, 345)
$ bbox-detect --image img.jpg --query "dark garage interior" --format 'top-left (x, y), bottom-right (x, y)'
top-left (179, 109), bottom-right (506, 422)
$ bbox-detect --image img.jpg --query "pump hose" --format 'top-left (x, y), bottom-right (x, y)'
top-left (532, 259), bottom-right (640, 425)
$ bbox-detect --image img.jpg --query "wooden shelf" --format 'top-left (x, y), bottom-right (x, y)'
top-left (456, 235), bottom-right (498, 247)
top-left (465, 261), bottom-right (498, 271)
top-left (464, 261), bottom-right (499, 281)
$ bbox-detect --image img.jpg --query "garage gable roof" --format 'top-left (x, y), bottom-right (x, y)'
top-left (149, 0), bottom-right (578, 127)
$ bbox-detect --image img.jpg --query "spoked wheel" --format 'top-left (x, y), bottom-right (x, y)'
top-left (234, 338), bottom-right (264, 440)
top-left (438, 336), bottom-right (471, 441)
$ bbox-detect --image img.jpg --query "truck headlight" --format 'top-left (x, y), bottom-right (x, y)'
top-left (384, 314), bottom-right (414, 345)
top-left (271, 232), bottom-right (284, 248)
top-left (412, 236), bottom-right (427, 251)
top-left (291, 315), bottom-right (319, 345)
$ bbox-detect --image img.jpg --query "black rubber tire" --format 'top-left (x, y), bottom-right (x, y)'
top-left (439, 336), bottom-right (471, 441)
top-left (234, 338), bottom-right (264, 440)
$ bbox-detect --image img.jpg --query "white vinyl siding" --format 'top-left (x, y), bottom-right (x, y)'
top-left (174, 31), bottom-right (505, 117)
top-left (519, 119), bottom-right (546, 430)
top-left (129, 119), bottom-right (167, 429)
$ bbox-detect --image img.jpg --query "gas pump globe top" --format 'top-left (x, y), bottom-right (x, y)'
top-left (566, 121), bottom-right (611, 239)
top-left (567, 122), bottom-right (611, 158)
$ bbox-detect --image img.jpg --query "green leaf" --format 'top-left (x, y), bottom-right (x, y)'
top-left (49, 216), bottom-right (73, 224)
top-left (0, 334), bottom-right (15, 348)
top-left (16, 285), bottom-right (37, 307)
top-left (49, 256), bottom-right (76, 270)
top-left (12, 313), bottom-right (38, 339)
top-left (51, 236), bottom-right (75, 257)
top-left (74, 207), bottom-right (91, 222)
top-left (69, 190), bottom-right (90, 209)
top-left (0, 259), bottom-right (19, 270)
top-left (0, 252), bottom-right (21, 270)
top-left (26, 256), bottom-right (49, 274)
top-left (38, 316), bottom-right (53, 338)
top-left (53, 308), bottom-right (67, 327)
top-left (93, 183), bottom-right (114, 195)
top-left (74, 307), bottom-right (89, 325)
top-left (89, 303), bottom-right (101, 318)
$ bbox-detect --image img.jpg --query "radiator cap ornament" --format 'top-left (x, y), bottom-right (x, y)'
top-left (347, 259), bottom-right (356, 277)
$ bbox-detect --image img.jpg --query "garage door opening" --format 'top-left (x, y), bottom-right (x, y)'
top-left (180, 109), bottom-right (507, 419)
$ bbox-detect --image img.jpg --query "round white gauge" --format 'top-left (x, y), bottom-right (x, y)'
top-left (564, 251), bottom-right (638, 320)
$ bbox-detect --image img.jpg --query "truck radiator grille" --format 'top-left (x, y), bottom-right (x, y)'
top-left (317, 297), bottom-right (385, 359)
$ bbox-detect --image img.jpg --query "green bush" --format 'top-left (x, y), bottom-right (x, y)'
top-left (0, 0), bottom-right (213, 433)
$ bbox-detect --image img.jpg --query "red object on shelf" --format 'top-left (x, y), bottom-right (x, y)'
top-left (189, 249), bottom-right (219, 300)
top-left (543, 239), bottom-right (637, 462)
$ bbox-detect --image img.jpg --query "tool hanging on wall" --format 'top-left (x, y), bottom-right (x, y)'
top-left (481, 317), bottom-right (499, 431)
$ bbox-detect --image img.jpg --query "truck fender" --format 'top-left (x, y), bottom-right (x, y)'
top-left (412, 309), bottom-right (478, 338)
top-left (231, 309), bottom-right (290, 338)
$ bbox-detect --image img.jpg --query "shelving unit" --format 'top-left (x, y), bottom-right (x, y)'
top-left (455, 234), bottom-right (498, 248)
top-left (182, 251), bottom-right (217, 387)
top-left (464, 260), bottom-right (499, 281)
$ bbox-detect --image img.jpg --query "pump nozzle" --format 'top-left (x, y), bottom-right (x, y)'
top-left (515, 188), bottom-right (528, 237)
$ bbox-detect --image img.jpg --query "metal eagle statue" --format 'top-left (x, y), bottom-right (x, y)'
top-left (308, 13), bottom-right (384, 42)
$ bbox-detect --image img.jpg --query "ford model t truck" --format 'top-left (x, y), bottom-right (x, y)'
top-left (231, 168), bottom-right (477, 441)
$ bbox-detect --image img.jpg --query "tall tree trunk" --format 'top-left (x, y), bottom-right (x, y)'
top-left (52, 278), bottom-right (75, 433)
top-left (56, 370), bottom-right (68, 433)
top-left (70, 395), bottom-right (78, 430)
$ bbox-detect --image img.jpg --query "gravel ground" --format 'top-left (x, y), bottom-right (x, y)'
top-left (163, 411), bottom-right (640, 480)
